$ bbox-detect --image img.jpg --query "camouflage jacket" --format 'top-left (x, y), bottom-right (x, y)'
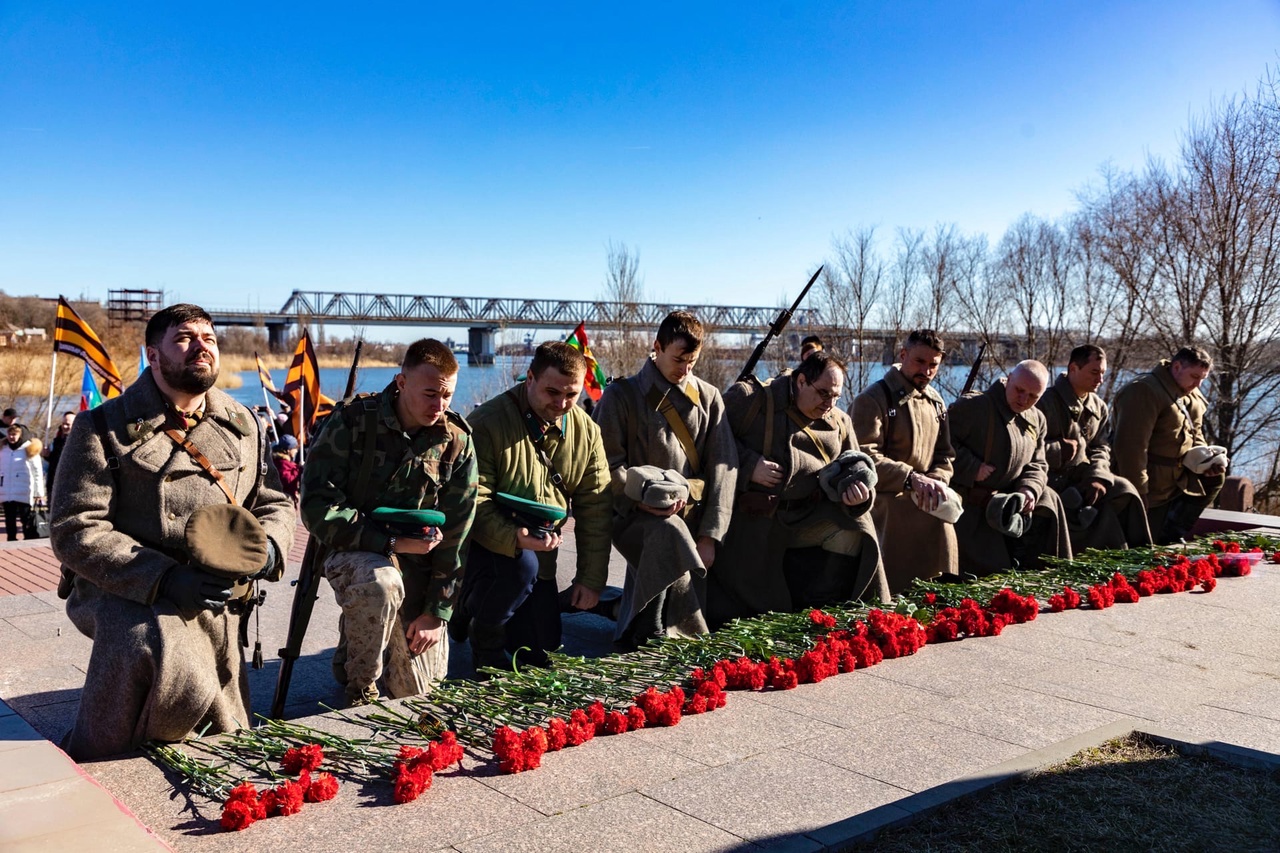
top-left (301, 382), bottom-right (478, 621)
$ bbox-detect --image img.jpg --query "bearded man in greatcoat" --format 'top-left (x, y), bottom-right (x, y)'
top-left (851, 329), bottom-right (958, 594)
top-left (1036, 344), bottom-right (1152, 552)
top-left (51, 304), bottom-right (295, 760)
top-left (948, 360), bottom-right (1071, 573)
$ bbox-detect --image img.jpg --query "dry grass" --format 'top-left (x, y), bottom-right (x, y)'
top-left (850, 734), bottom-right (1280, 853)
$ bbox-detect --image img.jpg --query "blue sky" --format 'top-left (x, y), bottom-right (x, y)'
top-left (4, 1), bottom-right (1280, 326)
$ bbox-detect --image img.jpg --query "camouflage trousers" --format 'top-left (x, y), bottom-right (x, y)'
top-left (323, 550), bottom-right (449, 703)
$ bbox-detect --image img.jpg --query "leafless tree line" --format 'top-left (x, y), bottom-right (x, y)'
top-left (813, 72), bottom-right (1280, 502)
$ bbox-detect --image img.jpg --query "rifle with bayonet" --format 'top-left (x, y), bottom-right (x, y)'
top-left (960, 342), bottom-right (987, 396)
top-left (270, 341), bottom-right (364, 719)
top-left (738, 266), bottom-right (824, 383)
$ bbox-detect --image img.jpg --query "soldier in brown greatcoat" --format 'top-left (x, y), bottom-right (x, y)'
top-left (948, 360), bottom-right (1072, 573)
top-left (851, 329), bottom-right (958, 594)
top-left (1037, 344), bottom-right (1152, 552)
top-left (712, 352), bottom-right (887, 625)
top-left (1111, 346), bottom-right (1225, 544)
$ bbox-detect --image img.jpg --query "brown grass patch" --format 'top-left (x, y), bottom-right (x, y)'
top-left (850, 734), bottom-right (1280, 852)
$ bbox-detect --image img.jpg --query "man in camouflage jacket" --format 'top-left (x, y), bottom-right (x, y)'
top-left (301, 339), bottom-right (477, 705)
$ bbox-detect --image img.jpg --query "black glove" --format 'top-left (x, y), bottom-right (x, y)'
top-left (250, 539), bottom-right (279, 581)
top-left (160, 564), bottom-right (237, 613)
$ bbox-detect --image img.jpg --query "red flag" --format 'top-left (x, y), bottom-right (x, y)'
top-left (565, 322), bottom-right (607, 402)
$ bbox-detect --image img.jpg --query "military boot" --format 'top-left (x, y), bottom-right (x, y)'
top-left (468, 620), bottom-right (513, 679)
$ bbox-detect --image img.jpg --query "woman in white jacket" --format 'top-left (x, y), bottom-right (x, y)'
top-left (0, 424), bottom-right (44, 540)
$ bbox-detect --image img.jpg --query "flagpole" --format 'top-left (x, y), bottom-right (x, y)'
top-left (298, 381), bottom-right (307, 466)
top-left (261, 385), bottom-right (280, 444)
top-left (46, 351), bottom-right (58, 435)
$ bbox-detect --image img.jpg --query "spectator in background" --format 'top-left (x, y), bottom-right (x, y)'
top-left (272, 434), bottom-right (301, 507)
top-left (43, 412), bottom-right (75, 500)
top-left (0, 424), bottom-right (44, 540)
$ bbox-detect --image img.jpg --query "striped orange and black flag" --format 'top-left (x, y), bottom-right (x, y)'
top-left (280, 330), bottom-right (334, 437)
top-left (54, 297), bottom-right (123, 398)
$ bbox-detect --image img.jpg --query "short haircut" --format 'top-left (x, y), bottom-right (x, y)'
top-left (145, 304), bottom-right (213, 347)
top-left (1172, 346), bottom-right (1212, 369)
top-left (530, 341), bottom-right (587, 379)
top-left (800, 335), bottom-right (823, 349)
top-left (1011, 359), bottom-right (1050, 386)
top-left (1069, 344), bottom-right (1107, 368)
top-left (656, 311), bottom-right (704, 351)
top-left (903, 329), bottom-right (946, 354)
top-left (402, 338), bottom-right (459, 375)
top-left (793, 350), bottom-right (846, 385)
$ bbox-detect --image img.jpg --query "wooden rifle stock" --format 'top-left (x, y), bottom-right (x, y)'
top-left (961, 342), bottom-right (987, 396)
top-left (737, 265), bottom-right (824, 383)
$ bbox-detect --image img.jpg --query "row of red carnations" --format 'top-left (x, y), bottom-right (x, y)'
top-left (220, 733), bottom-right (464, 830)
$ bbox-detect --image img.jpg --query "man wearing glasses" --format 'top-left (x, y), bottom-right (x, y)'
top-left (710, 352), bottom-right (889, 625)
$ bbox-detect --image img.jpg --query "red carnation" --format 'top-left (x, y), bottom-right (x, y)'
top-left (305, 772), bottom-right (339, 803)
top-left (626, 705), bottom-right (647, 730)
top-left (220, 799), bottom-right (257, 832)
top-left (280, 743), bottom-right (324, 774)
top-left (586, 701), bottom-right (606, 732)
top-left (545, 717), bottom-right (569, 751)
top-left (808, 608), bottom-right (837, 630)
top-left (521, 726), bottom-right (548, 771)
top-left (393, 764), bottom-right (433, 802)
top-left (923, 592), bottom-right (938, 605)
top-left (262, 778), bottom-right (305, 817)
top-left (1201, 577), bottom-right (1217, 592)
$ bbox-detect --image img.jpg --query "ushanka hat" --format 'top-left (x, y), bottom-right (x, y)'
top-left (1183, 445), bottom-right (1229, 475)
top-left (817, 450), bottom-right (878, 502)
top-left (985, 491), bottom-right (1027, 537)
top-left (911, 483), bottom-right (964, 524)
top-left (184, 504), bottom-right (269, 579)
top-left (624, 465), bottom-right (690, 509)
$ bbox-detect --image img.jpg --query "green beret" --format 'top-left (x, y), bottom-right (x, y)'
top-left (493, 492), bottom-right (566, 524)
top-left (370, 507), bottom-right (447, 527)
top-left (185, 504), bottom-right (269, 579)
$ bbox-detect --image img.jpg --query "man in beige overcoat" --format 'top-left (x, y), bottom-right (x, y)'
top-left (851, 329), bottom-right (958, 594)
top-left (1037, 344), bottom-right (1152, 552)
top-left (948, 360), bottom-right (1071, 573)
top-left (593, 311), bottom-right (738, 649)
top-left (712, 352), bottom-right (888, 625)
top-left (51, 304), bottom-right (296, 760)
top-left (1111, 346), bottom-right (1224, 544)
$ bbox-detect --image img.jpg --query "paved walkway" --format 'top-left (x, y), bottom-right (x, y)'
top-left (3, 525), bottom-right (1280, 851)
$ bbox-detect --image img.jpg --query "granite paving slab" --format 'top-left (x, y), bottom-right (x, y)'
top-left (787, 713), bottom-right (1026, 792)
top-left (642, 747), bottom-right (906, 846)
top-left (910, 682), bottom-right (1123, 749)
top-left (742, 669), bottom-right (943, 729)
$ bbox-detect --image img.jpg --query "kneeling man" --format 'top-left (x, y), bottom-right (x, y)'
top-left (712, 352), bottom-right (888, 624)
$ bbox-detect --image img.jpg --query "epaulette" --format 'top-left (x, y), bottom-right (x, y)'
top-left (225, 409), bottom-right (256, 437)
top-left (445, 409), bottom-right (473, 435)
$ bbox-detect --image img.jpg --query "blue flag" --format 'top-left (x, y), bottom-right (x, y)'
top-left (80, 361), bottom-right (104, 411)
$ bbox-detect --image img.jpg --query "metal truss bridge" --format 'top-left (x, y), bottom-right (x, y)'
top-left (209, 290), bottom-right (822, 334)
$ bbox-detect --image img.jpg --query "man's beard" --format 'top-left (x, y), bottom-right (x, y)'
top-left (908, 372), bottom-right (931, 391)
top-left (157, 351), bottom-right (218, 394)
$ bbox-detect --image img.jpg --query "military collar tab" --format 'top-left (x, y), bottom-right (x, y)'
top-left (124, 416), bottom-right (163, 444)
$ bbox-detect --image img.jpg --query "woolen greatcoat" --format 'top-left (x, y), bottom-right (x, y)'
top-left (593, 359), bottom-right (738, 641)
top-left (713, 376), bottom-right (887, 624)
top-left (51, 371), bottom-right (296, 760)
top-left (1110, 361), bottom-right (1214, 509)
top-left (850, 365), bottom-right (958, 593)
top-left (948, 379), bottom-right (1071, 573)
top-left (1036, 374), bottom-right (1152, 551)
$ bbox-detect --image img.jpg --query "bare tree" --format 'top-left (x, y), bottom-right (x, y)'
top-left (992, 214), bottom-right (1073, 366)
top-left (820, 226), bottom-right (884, 390)
top-left (594, 240), bottom-right (651, 380)
top-left (883, 227), bottom-right (924, 343)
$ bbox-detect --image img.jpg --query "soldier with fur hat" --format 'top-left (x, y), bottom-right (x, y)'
top-left (712, 352), bottom-right (888, 625)
top-left (51, 304), bottom-right (296, 760)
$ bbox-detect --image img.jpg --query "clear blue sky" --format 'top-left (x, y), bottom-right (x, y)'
top-left (4, 1), bottom-right (1280, 326)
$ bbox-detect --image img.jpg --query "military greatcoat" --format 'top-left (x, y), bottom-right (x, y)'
top-left (948, 379), bottom-right (1071, 573)
top-left (51, 370), bottom-right (296, 760)
top-left (1036, 374), bottom-right (1152, 551)
top-left (850, 365), bottom-right (958, 593)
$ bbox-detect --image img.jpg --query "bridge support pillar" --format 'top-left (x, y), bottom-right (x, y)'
top-left (467, 326), bottom-right (497, 366)
top-left (267, 323), bottom-right (290, 353)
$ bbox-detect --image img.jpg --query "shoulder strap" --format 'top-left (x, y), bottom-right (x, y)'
top-left (163, 429), bottom-right (238, 505)
top-left (91, 407), bottom-right (121, 488)
top-left (984, 394), bottom-right (997, 464)
top-left (644, 385), bottom-right (702, 474)
top-left (351, 396), bottom-right (381, 508)
top-left (762, 381), bottom-right (776, 461)
top-left (507, 389), bottom-right (571, 499)
top-left (785, 408), bottom-right (833, 466)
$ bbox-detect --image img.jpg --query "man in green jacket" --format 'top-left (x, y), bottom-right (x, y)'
top-left (301, 338), bottom-right (477, 705)
top-left (455, 342), bottom-right (612, 672)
